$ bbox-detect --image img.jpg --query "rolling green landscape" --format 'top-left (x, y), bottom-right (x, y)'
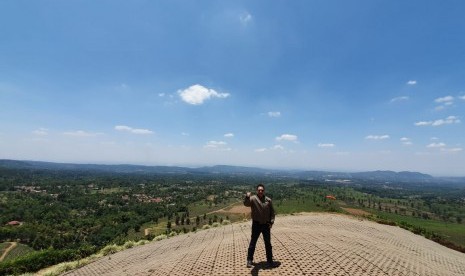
top-left (0, 160), bottom-right (464, 275)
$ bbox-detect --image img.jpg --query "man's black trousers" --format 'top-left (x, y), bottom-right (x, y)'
top-left (247, 221), bottom-right (273, 263)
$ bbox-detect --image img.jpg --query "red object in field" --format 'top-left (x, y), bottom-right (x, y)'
top-left (325, 195), bottom-right (336, 200)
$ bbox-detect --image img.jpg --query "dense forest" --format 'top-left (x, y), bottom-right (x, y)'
top-left (0, 163), bottom-right (464, 274)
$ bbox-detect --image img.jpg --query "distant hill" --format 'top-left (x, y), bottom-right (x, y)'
top-left (1, 159), bottom-right (462, 185)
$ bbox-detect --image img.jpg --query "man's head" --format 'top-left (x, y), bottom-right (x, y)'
top-left (256, 184), bottom-right (265, 198)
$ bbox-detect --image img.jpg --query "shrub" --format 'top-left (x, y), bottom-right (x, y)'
top-left (136, 240), bottom-right (149, 246)
top-left (0, 249), bottom-right (79, 275)
top-left (100, 244), bottom-right (120, 256)
top-left (153, 234), bottom-right (167, 241)
top-left (123, 241), bottom-right (136, 249)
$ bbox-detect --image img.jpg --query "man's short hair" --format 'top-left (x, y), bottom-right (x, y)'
top-left (256, 184), bottom-right (265, 190)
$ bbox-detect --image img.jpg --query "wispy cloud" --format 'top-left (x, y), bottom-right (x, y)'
top-left (224, 133), bottom-right (234, 138)
top-left (427, 142), bottom-right (446, 148)
top-left (276, 134), bottom-right (298, 142)
top-left (178, 84), bottom-right (229, 105)
top-left (32, 128), bottom-right (48, 136)
top-left (414, 116), bottom-right (460, 126)
top-left (441, 147), bottom-right (463, 153)
top-left (239, 12), bottom-right (252, 25)
top-left (115, 125), bottom-right (154, 134)
top-left (400, 137), bottom-right (412, 146)
top-left (272, 144), bottom-right (284, 150)
top-left (63, 130), bottom-right (103, 137)
top-left (407, 80), bottom-right (417, 85)
top-left (390, 96), bottom-right (409, 103)
top-left (204, 140), bottom-right (231, 151)
top-left (268, 111), bottom-right (281, 118)
top-left (435, 96), bottom-right (454, 103)
top-left (365, 135), bottom-right (390, 140)
top-left (426, 141), bottom-right (463, 153)
top-left (434, 95), bottom-right (454, 111)
top-left (254, 144), bottom-right (286, 152)
top-left (318, 143), bottom-right (335, 148)
top-left (459, 95), bottom-right (465, 100)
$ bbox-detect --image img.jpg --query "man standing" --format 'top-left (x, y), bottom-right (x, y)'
top-left (244, 184), bottom-right (276, 268)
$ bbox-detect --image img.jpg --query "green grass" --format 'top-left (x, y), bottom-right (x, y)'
top-left (371, 210), bottom-right (465, 247)
top-left (0, 243), bottom-right (9, 257)
top-left (188, 198), bottom-right (239, 217)
top-left (2, 243), bottom-right (35, 262)
top-left (275, 198), bottom-right (339, 214)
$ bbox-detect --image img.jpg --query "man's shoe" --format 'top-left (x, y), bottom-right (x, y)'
top-left (266, 261), bottom-right (278, 269)
top-left (247, 260), bottom-right (253, 268)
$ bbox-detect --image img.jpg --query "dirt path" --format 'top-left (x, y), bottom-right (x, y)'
top-left (206, 200), bottom-right (245, 215)
top-left (0, 242), bottom-right (17, 262)
top-left (144, 200), bottom-right (246, 236)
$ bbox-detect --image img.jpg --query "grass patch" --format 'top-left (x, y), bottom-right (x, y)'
top-left (1, 243), bottom-right (35, 262)
top-left (371, 210), bottom-right (465, 248)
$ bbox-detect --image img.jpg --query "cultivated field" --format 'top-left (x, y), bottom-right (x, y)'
top-left (63, 213), bottom-right (465, 276)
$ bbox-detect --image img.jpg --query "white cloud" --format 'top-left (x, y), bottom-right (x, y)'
top-left (115, 125), bottom-right (154, 134)
top-left (224, 133), bottom-right (234, 138)
top-left (414, 116), bottom-right (460, 126)
top-left (239, 12), bottom-right (252, 25)
top-left (254, 144), bottom-right (286, 152)
top-left (204, 140), bottom-right (231, 151)
top-left (441, 147), bottom-right (463, 153)
top-left (32, 128), bottom-right (48, 136)
top-left (427, 142), bottom-right (446, 148)
top-left (434, 105), bottom-right (446, 111)
top-left (407, 80), bottom-right (417, 85)
top-left (434, 96), bottom-right (455, 111)
top-left (178, 84), bottom-right (229, 105)
top-left (268, 111), bottom-right (281, 118)
top-left (181, 132), bottom-right (189, 136)
top-left (390, 96), bottom-right (409, 103)
top-left (276, 134), bottom-right (298, 142)
top-left (63, 130), bottom-right (103, 137)
top-left (318, 143), bottom-right (335, 148)
top-left (400, 137), bottom-right (412, 146)
top-left (365, 135), bottom-right (390, 140)
top-left (272, 145), bottom-right (284, 150)
top-left (204, 140), bottom-right (226, 147)
top-left (459, 95), bottom-right (465, 100)
top-left (435, 96), bottom-right (454, 103)
top-left (414, 121), bottom-right (431, 126)
top-left (158, 93), bottom-right (165, 97)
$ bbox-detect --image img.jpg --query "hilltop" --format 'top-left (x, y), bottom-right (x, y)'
top-left (60, 213), bottom-right (465, 276)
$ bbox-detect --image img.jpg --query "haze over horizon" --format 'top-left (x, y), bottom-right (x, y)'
top-left (1, 1), bottom-right (464, 176)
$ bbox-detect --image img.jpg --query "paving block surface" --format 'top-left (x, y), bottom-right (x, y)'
top-left (64, 213), bottom-right (465, 276)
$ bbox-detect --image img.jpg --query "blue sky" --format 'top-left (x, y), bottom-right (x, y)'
top-left (1, 1), bottom-right (464, 176)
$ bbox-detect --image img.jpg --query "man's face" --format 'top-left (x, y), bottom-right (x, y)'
top-left (257, 186), bottom-right (264, 197)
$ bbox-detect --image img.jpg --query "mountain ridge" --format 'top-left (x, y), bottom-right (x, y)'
top-left (1, 159), bottom-right (462, 184)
